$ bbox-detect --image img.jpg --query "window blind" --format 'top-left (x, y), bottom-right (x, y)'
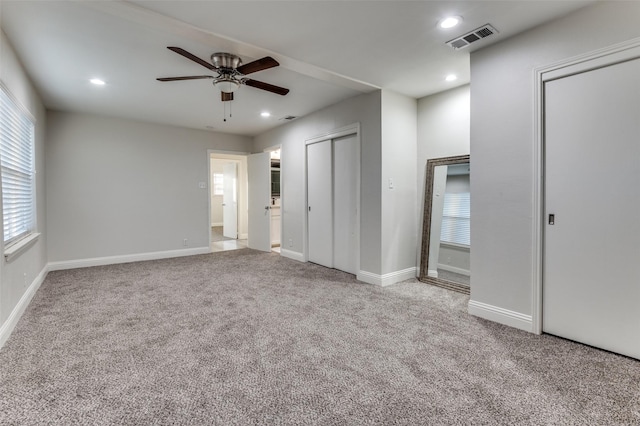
top-left (440, 192), bottom-right (470, 246)
top-left (213, 173), bottom-right (224, 196)
top-left (0, 86), bottom-right (35, 245)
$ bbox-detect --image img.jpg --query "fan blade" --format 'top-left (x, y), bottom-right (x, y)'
top-left (221, 92), bottom-right (234, 102)
top-left (244, 79), bottom-right (289, 96)
top-left (167, 46), bottom-right (215, 70)
top-left (157, 75), bottom-right (213, 82)
top-left (237, 56), bottom-right (279, 75)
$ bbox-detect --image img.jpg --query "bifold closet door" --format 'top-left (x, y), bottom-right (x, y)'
top-left (333, 134), bottom-right (358, 274)
top-left (543, 57), bottom-right (640, 359)
top-left (307, 140), bottom-right (333, 268)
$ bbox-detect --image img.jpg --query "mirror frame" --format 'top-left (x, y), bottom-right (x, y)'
top-left (419, 154), bottom-right (470, 294)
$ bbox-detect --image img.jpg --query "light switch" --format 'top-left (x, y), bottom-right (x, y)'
top-left (198, 182), bottom-right (206, 189)
top-left (388, 178), bottom-right (394, 189)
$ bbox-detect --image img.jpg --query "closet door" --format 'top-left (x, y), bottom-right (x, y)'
top-left (333, 134), bottom-right (358, 274)
top-left (307, 140), bottom-right (333, 268)
top-left (543, 58), bottom-right (640, 359)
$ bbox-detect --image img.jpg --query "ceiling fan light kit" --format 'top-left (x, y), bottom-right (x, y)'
top-left (214, 78), bottom-right (240, 93)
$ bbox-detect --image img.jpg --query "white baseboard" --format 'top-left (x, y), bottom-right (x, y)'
top-left (238, 233), bottom-right (248, 240)
top-left (211, 222), bottom-right (223, 227)
top-left (468, 299), bottom-right (533, 332)
top-left (438, 264), bottom-right (471, 277)
top-left (48, 247), bottom-right (211, 271)
top-left (279, 248), bottom-right (305, 262)
top-left (0, 265), bottom-right (49, 349)
top-left (357, 267), bottom-right (417, 287)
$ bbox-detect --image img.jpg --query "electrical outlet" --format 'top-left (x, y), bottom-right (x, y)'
top-left (288, 238), bottom-right (293, 248)
top-left (183, 239), bottom-right (188, 247)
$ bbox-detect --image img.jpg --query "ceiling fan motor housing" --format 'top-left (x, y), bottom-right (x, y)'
top-left (211, 53), bottom-right (242, 71)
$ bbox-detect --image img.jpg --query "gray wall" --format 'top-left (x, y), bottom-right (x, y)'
top-left (254, 89), bottom-right (418, 280)
top-left (254, 91), bottom-right (383, 275)
top-left (381, 91), bottom-right (418, 276)
top-left (416, 85), bottom-right (470, 268)
top-left (470, 1), bottom-right (640, 320)
top-left (0, 30), bottom-right (48, 330)
top-left (46, 111), bottom-right (252, 263)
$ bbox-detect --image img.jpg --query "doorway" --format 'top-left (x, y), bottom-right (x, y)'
top-left (269, 148), bottom-right (281, 253)
top-left (541, 53), bottom-right (640, 359)
top-left (246, 146), bottom-right (283, 253)
top-left (209, 153), bottom-right (248, 252)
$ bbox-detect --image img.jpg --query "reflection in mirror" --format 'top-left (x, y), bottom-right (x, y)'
top-left (419, 155), bottom-right (470, 294)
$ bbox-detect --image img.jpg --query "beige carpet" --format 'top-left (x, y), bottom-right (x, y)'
top-left (0, 249), bottom-right (638, 424)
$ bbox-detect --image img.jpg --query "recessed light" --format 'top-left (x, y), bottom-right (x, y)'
top-left (90, 78), bottom-right (106, 86)
top-left (261, 112), bottom-right (271, 118)
top-left (445, 74), bottom-right (458, 82)
top-left (439, 16), bottom-right (462, 29)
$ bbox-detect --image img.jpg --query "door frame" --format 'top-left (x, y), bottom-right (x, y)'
top-left (263, 144), bottom-right (282, 252)
top-left (207, 150), bottom-right (250, 250)
top-left (303, 123), bottom-right (360, 273)
top-left (531, 37), bottom-right (640, 334)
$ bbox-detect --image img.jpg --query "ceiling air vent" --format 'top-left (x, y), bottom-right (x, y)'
top-left (279, 115), bottom-right (298, 121)
top-left (446, 24), bottom-right (498, 50)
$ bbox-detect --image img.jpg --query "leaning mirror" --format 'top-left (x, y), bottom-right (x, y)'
top-left (419, 155), bottom-right (470, 294)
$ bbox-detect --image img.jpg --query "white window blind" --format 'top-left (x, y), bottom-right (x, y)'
top-left (440, 192), bottom-right (470, 246)
top-left (0, 86), bottom-right (35, 245)
top-left (213, 173), bottom-right (224, 196)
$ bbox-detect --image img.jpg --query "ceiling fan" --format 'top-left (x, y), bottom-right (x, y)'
top-left (157, 47), bottom-right (290, 102)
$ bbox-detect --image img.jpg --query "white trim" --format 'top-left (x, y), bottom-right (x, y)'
top-left (357, 267), bottom-right (417, 287)
top-left (532, 37), bottom-right (640, 335)
top-left (4, 233), bottom-right (40, 262)
top-left (0, 265), bottom-right (49, 349)
top-left (238, 233), bottom-right (248, 240)
top-left (468, 300), bottom-right (533, 332)
top-left (304, 123), bottom-right (362, 147)
top-left (47, 247), bottom-right (210, 271)
top-left (280, 248), bottom-right (305, 262)
top-left (437, 263), bottom-right (470, 277)
top-left (211, 222), bottom-right (223, 227)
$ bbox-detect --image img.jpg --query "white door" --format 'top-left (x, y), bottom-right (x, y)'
top-left (333, 134), bottom-right (358, 274)
top-left (307, 140), bottom-right (333, 267)
top-left (543, 57), bottom-right (640, 359)
top-left (222, 162), bottom-right (238, 239)
top-left (247, 152), bottom-right (271, 252)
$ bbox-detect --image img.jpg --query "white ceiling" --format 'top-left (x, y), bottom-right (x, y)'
top-left (0, 1), bottom-right (594, 136)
